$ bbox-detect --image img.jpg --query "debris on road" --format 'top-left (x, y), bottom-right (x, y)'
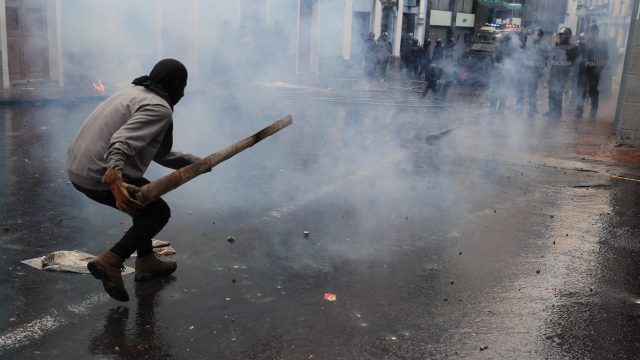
top-left (425, 128), bottom-right (456, 145)
top-left (324, 293), bottom-right (337, 301)
top-left (22, 250), bottom-right (134, 274)
top-left (227, 236), bottom-right (235, 243)
top-left (152, 239), bottom-right (176, 256)
top-left (480, 345), bottom-right (488, 351)
top-left (303, 230), bottom-right (310, 238)
top-left (154, 246), bottom-right (176, 256)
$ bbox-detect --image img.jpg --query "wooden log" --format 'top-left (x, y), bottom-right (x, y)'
top-left (135, 114), bottom-right (293, 205)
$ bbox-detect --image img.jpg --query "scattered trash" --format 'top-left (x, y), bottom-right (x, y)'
top-left (225, 298), bottom-right (231, 301)
top-left (425, 128), bottom-right (456, 145)
top-left (303, 231), bottom-right (310, 238)
top-left (443, 297), bottom-right (448, 302)
top-left (550, 215), bottom-right (555, 219)
top-left (22, 250), bottom-right (134, 274)
top-left (324, 293), bottom-right (337, 301)
top-left (458, 251), bottom-right (463, 255)
top-left (154, 247), bottom-right (176, 256)
top-left (479, 345), bottom-right (488, 351)
top-left (227, 236), bottom-right (235, 243)
top-left (189, 326), bottom-right (194, 330)
top-left (552, 240), bottom-right (556, 245)
top-left (9, 313), bottom-right (18, 322)
top-left (536, 270), bottom-right (541, 274)
top-left (231, 279), bottom-right (236, 283)
top-left (152, 239), bottom-right (176, 256)
top-left (449, 280), bottom-right (455, 285)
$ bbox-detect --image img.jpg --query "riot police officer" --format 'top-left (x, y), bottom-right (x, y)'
top-left (376, 32), bottom-right (392, 80)
top-left (575, 23), bottom-right (608, 119)
top-left (444, 37), bottom-right (456, 61)
top-left (490, 33), bottom-right (515, 113)
top-left (432, 39), bottom-right (444, 63)
top-left (401, 33), bottom-right (414, 77)
top-left (544, 27), bottom-right (578, 119)
top-left (521, 28), bottom-right (546, 117)
top-left (363, 32), bottom-right (378, 78)
top-left (418, 39), bottom-right (432, 80)
top-left (421, 63), bottom-right (442, 99)
top-left (410, 38), bottom-right (425, 79)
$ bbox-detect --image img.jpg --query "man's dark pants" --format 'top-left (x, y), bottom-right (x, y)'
top-left (72, 178), bottom-right (171, 260)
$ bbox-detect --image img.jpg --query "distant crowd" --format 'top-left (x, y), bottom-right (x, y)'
top-left (362, 23), bottom-right (612, 120)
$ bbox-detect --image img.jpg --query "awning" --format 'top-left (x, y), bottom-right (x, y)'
top-left (479, 0), bottom-right (523, 11)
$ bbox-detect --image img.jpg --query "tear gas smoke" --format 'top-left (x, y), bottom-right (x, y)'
top-left (6, 0), bottom-right (636, 274)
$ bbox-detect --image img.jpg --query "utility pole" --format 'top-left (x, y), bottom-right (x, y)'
top-left (449, 0), bottom-right (457, 40)
top-left (392, 0), bottom-right (405, 58)
top-left (424, 0), bottom-right (431, 44)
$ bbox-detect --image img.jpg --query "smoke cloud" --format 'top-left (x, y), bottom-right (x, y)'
top-left (24, 1), bottom-right (635, 271)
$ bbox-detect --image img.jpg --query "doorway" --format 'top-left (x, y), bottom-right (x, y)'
top-left (5, 0), bottom-right (50, 84)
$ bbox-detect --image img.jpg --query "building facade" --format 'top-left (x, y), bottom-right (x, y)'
top-left (0, 0), bottom-right (634, 87)
top-left (0, 0), bottom-right (488, 86)
top-left (0, 0), bottom-right (63, 89)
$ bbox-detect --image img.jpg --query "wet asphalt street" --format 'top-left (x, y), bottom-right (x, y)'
top-left (1, 84), bottom-right (640, 359)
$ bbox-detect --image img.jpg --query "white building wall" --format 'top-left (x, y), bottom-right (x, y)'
top-left (616, 1), bottom-right (640, 144)
top-left (318, 0), bottom-right (345, 58)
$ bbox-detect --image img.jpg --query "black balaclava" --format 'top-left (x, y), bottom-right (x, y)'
top-left (132, 59), bottom-right (187, 156)
top-left (132, 58), bottom-right (188, 109)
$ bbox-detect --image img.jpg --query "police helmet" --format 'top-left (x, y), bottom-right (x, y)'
top-left (558, 27), bottom-right (572, 38)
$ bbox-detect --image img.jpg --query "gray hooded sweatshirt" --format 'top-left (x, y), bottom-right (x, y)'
top-left (67, 85), bottom-right (199, 190)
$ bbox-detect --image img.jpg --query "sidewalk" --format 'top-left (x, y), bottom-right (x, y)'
top-left (0, 83), bottom-right (105, 103)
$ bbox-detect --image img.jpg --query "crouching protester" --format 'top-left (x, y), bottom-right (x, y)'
top-left (67, 59), bottom-right (202, 302)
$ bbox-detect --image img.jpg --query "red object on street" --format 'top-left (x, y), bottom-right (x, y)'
top-left (324, 293), bottom-right (336, 301)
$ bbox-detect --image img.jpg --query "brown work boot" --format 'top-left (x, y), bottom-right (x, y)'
top-left (87, 251), bottom-right (129, 302)
top-left (135, 254), bottom-right (177, 282)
